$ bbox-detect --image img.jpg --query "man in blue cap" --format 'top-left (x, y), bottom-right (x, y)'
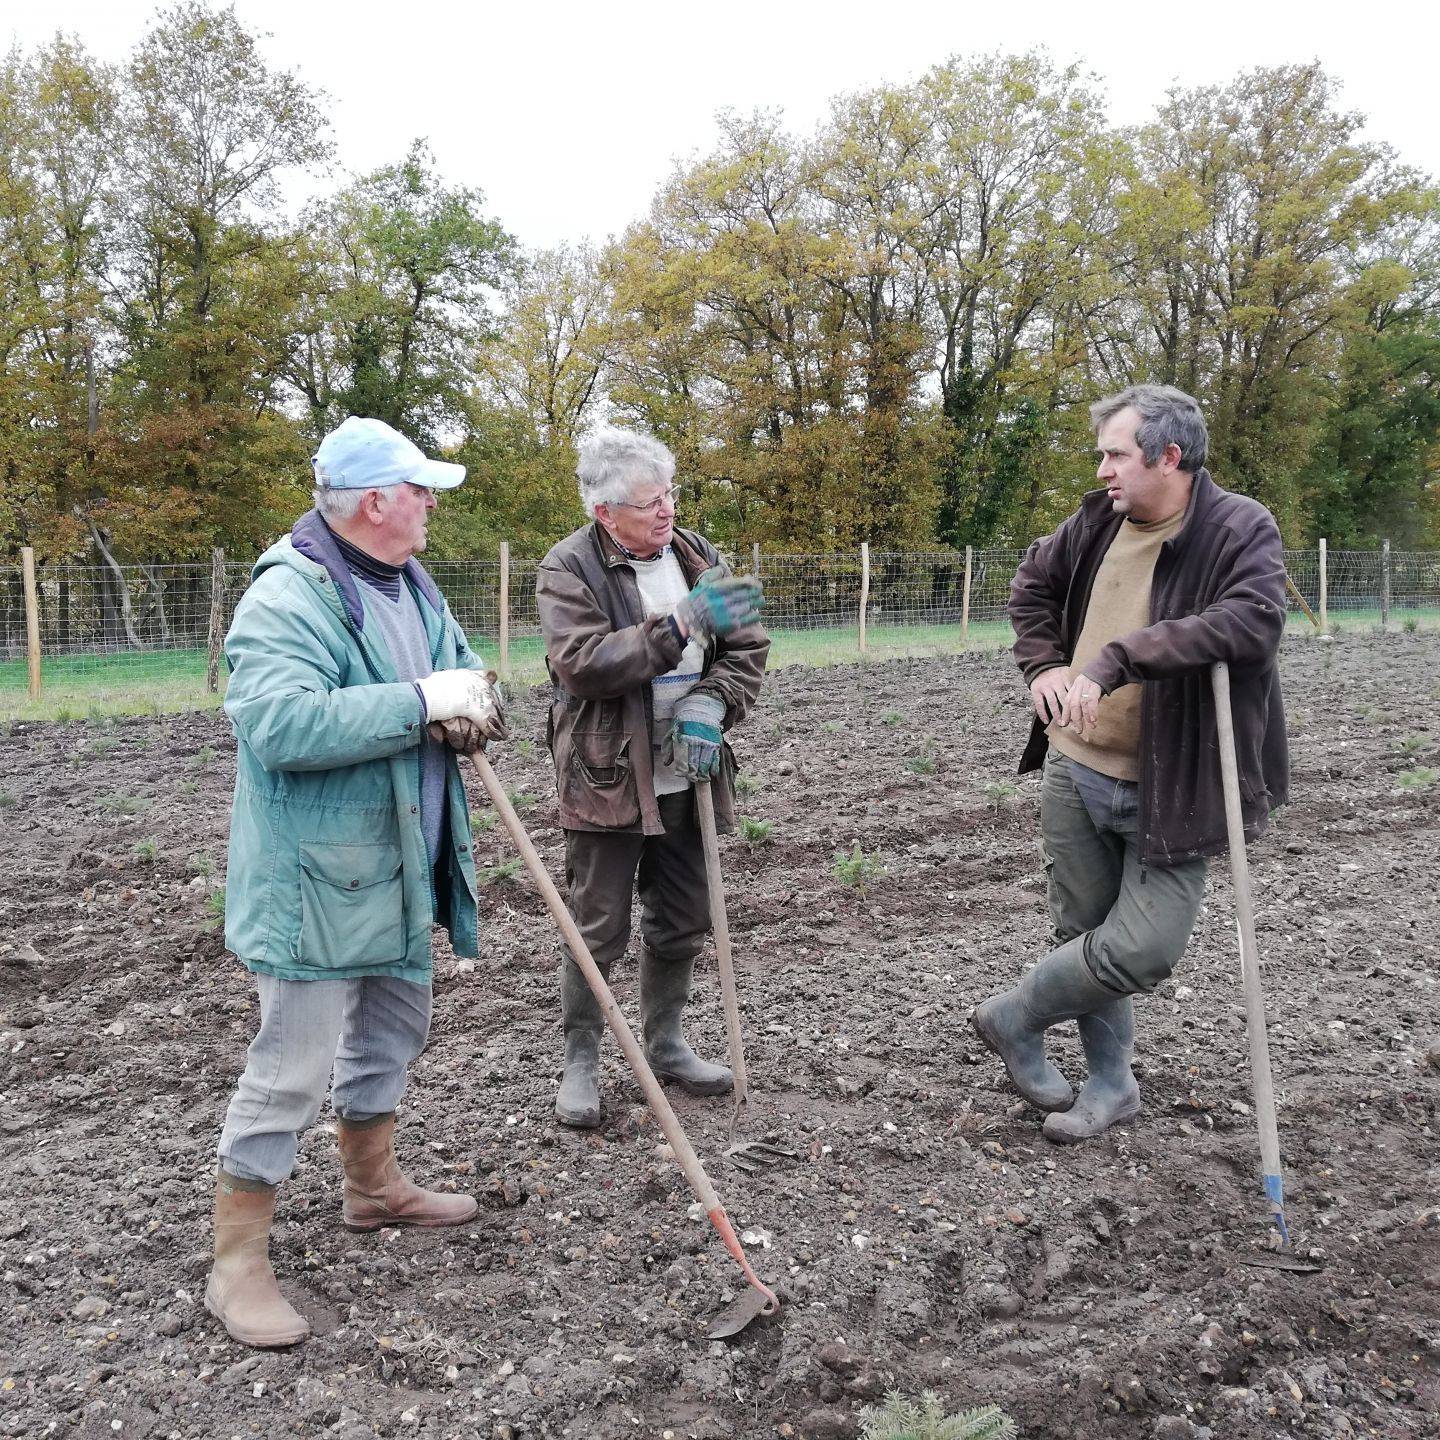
top-left (206, 417), bottom-right (503, 1348)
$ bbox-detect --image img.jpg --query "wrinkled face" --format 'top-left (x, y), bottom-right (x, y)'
top-left (1095, 408), bottom-right (1186, 523)
top-left (372, 482), bottom-right (437, 562)
top-left (595, 476), bottom-right (678, 558)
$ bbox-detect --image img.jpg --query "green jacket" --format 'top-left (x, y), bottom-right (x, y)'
top-left (222, 510), bottom-right (484, 982)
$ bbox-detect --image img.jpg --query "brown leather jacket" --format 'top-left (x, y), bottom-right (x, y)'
top-left (536, 523), bottom-right (769, 835)
top-left (1011, 469), bottom-right (1289, 866)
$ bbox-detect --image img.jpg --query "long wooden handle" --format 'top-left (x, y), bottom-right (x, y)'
top-left (694, 781), bottom-right (749, 1112)
top-left (469, 751), bottom-right (778, 1311)
top-left (1211, 662), bottom-right (1290, 1245)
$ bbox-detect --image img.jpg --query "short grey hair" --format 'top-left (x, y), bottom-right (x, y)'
top-left (576, 425), bottom-right (675, 518)
top-left (1089, 385), bottom-right (1208, 473)
top-left (312, 482), bottom-right (402, 522)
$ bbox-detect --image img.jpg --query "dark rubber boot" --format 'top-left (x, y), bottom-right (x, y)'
top-left (971, 940), bottom-right (1119, 1112)
top-left (1043, 996), bottom-right (1142, 1144)
top-left (555, 957), bottom-right (607, 1128)
top-left (639, 947), bottom-right (733, 1096)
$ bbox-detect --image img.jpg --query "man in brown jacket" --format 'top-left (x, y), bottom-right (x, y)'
top-left (973, 384), bottom-right (1288, 1143)
top-left (537, 426), bottom-right (769, 1127)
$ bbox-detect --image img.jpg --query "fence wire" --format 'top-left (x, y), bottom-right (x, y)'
top-left (4, 544), bottom-right (1439, 701)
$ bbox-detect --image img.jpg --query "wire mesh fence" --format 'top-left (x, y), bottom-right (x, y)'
top-left (3, 543), bottom-right (1439, 713)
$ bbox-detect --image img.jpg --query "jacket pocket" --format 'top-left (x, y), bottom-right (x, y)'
top-left (562, 729), bottom-right (640, 828)
top-left (297, 842), bottom-right (406, 967)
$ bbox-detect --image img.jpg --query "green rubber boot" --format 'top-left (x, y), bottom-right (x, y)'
top-left (638, 947), bottom-right (733, 1096)
top-left (1043, 996), bottom-right (1142, 1144)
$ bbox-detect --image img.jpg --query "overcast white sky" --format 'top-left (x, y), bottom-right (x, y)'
top-left (8, 1), bottom-right (1440, 250)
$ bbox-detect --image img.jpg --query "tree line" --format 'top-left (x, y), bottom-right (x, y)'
top-left (3, 2), bottom-right (1438, 572)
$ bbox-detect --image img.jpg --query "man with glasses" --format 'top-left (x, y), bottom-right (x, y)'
top-left (537, 426), bottom-right (768, 1127)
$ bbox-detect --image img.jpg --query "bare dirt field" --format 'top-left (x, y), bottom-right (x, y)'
top-left (1, 634), bottom-right (1437, 1440)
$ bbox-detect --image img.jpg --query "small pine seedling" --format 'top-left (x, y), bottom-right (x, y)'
top-left (880, 710), bottom-right (903, 727)
top-left (188, 852), bottom-right (216, 879)
top-left (102, 793), bottom-right (149, 816)
top-left (480, 858), bottom-right (524, 885)
top-left (860, 1391), bottom-right (1016, 1440)
top-left (133, 838), bottom-right (159, 864)
top-left (202, 887), bottom-right (226, 932)
top-left (1395, 733), bottom-right (1428, 756)
top-left (470, 808), bottom-right (499, 832)
top-left (507, 790), bottom-right (538, 813)
top-left (0, 788), bottom-right (15, 808)
top-left (737, 816), bottom-right (774, 847)
top-left (906, 742), bottom-right (937, 776)
top-left (1403, 617), bottom-right (1419, 633)
top-left (515, 738), bottom-right (535, 759)
top-left (832, 841), bottom-right (885, 893)
top-left (735, 773), bottom-right (763, 797)
top-left (192, 744), bottom-right (216, 769)
top-left (983, 780), bottom-right (1019, 813)
top-left (1398, 766), bottom-right (1438, 792)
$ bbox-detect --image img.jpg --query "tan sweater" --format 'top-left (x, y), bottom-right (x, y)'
top-left (1047, 508), bottom-right (1186, 780)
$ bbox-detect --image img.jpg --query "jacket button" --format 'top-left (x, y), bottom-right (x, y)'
top-left (410, 805), bottom-right (418, 814)
top-left (349, 879), bottom-right (359, 889)
top-left (458, 844), bottom-right (468, 854)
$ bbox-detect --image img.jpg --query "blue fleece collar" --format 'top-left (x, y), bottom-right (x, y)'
top-left (290, 509), bottom-right (444, 632)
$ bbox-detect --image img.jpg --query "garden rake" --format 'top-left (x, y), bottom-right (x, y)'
top-left (468, 750), bottom-right (782, 1333)
top-left (694, 779), bottom-right (797, 1175)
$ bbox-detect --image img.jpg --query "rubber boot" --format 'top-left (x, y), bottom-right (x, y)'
top-left (639, 946), bottom-right (733, 1096)
top-left (556, 956), bottom-right (608, 1128)
top-left (204, 1171), bottom-right (310, 1348)
top-left (336, 1113), bottom-right (478, 1230)
top-left (1043, 996), bottom-right (1142, 1144)
top-left (970, 940), bottom-right (1119, 1112)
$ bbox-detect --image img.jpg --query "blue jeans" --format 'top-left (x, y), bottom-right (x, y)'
top-left (1041, 751), bottom-right (1207, 995)
top-left (217, 974), bottom-right (432, 1186)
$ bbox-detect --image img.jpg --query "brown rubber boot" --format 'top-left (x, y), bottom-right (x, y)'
top-left (203, 1171), bottom-right (310, 1348)
top-left (336, 1113), bottom-right (478, 1231)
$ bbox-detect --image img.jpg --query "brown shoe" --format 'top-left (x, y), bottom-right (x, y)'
top-left (203, 1172), bottom-right (310, 1348)
top-left (336, 1113), bottom-right (478, 1231)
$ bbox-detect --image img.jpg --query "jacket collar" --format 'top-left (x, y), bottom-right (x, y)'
top-left (592, 521), bottom-right (708, 580)
top-left (290, 509), bottom-right (443, 631)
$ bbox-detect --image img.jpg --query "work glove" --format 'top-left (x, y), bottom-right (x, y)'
top-left (669, 691), bottom-right (727, 781)
top-left (673, 567), bottom-right (763, 642)
top-left (427, 715), bottom-right (504, 755)
top-left (416, 668), bottom-right (507, 740)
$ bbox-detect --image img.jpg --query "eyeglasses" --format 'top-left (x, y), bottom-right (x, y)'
top-left (611, 485), bottom-right (681, 516)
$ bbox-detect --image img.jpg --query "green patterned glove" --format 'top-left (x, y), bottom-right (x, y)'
top-left (674, 567), bottom-right (763, 642)
top-left (670, 692), bottom-right (727, 780)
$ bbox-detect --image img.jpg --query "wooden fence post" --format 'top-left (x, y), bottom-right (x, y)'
top-left (961, 545), bottom-right (974, 645)
top-left (858, 542), bottom-right (870, 656)
top-left (205, 547), bottom-right (226, 693)
top-left (751, 542), bottom-right (760, 580)
top-left (21, 546), bottom-right (41, 701)
top-left (1317, 539), bottom-right (1328, 633)
top-left (499, 541), bottom-right (511, 680)
top-left (1380, 538), bottom-right (1391, 630)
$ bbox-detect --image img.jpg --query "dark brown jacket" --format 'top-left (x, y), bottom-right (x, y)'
top-left (1011, 468), bottom-right (1289, 866)
top-left (536, 523), bottom-right (769, 835)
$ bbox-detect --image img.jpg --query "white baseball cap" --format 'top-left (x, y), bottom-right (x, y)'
top-left (313, 417), bottom-right (465, 491)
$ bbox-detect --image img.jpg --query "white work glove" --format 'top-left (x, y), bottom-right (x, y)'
top-left (416, 669), bottom-right (507, 741)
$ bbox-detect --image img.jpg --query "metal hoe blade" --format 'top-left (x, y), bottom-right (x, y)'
top-left (707, 1286), bottom-right (777, 1339)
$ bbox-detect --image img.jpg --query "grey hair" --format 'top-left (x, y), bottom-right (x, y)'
top-left (576, 425), bottom-right (675, 518)
top-left (1089, 384), bottom-right (1208, 473)
top-left (312, 482), bottom-right (403, 522)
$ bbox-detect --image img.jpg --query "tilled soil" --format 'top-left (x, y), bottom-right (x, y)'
top-left (1, 634), bottom-right (1437, 1440)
